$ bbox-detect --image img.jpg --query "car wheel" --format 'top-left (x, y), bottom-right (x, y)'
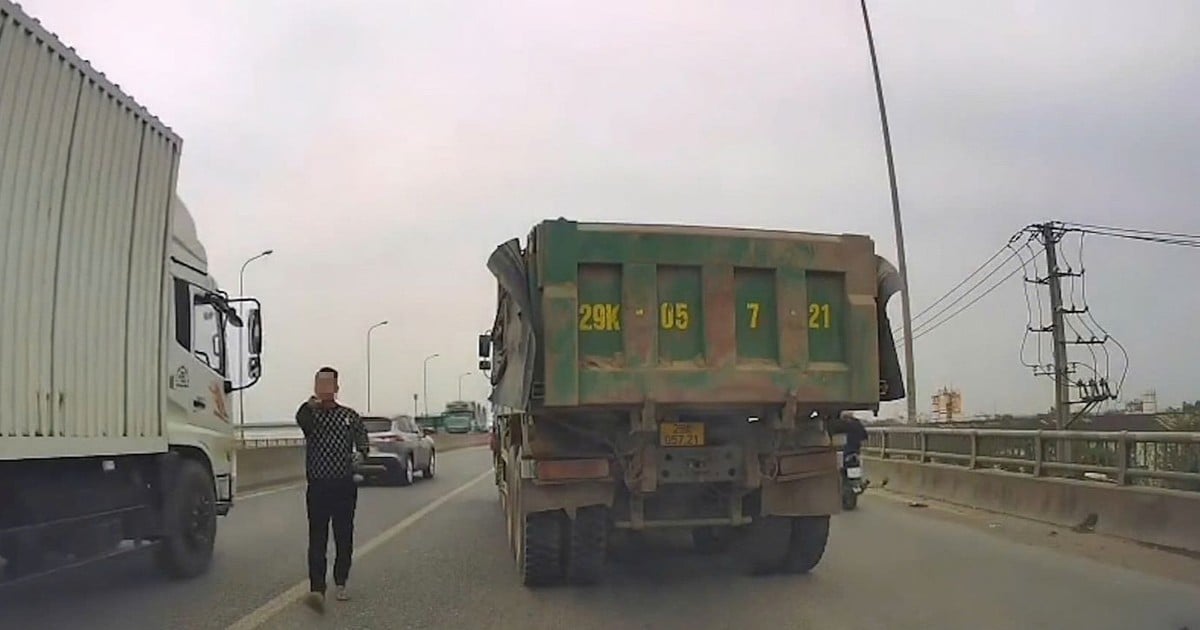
top-left (423, 450), bottom-right (436, 479)
top-left (395, 455), bottom-right (415, 487)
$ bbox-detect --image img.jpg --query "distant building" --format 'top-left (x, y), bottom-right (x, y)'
top-left (931, 387), bottom-right (964, 422)
top-left (1118, 390), bottom-right (1159, 414)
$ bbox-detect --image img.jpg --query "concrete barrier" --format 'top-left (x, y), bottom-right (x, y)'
top-left (236, 445), bottom-right (307, 491)
top-left (865, 456), bottom-right (1200, 554)
top-left (235, 433), bottom-right (490, 492)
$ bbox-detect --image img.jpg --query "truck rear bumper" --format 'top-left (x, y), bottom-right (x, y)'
top-left (511, 445), bottom-right (840, 525)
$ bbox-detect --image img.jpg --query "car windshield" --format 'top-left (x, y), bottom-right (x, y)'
top-left (362, 418), bottom-right (392, 433)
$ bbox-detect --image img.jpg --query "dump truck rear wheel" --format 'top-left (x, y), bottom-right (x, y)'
top-left (784, 516), bottom-right (829, 574)
top-left (566, 505), bottom-right (608, 585)
top-left (521, 511), bottom-right (565, 587)
top-left (743, 516), bottom-right (793, 575)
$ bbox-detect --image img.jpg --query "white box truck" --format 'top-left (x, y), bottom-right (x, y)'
top-left (0, 0), bottom-right (264, 582)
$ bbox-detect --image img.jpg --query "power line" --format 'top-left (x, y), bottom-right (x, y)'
top-left (894, 236), bottom-right (1024, 338)
top-left (908, 265), bottom-right (1023, 342)
top-left (903, 247), bottom-right (1024, 338)
top-left (1072, 227), bottom-right (1200, 249)
top-left (1064, 222), bottom-right (1200, 242)
top-left (1075, 231), bottom-right (1130, 394)
top-left (906, 243), bottom-right (1011, 325)
top-left (899, 260), bottom-right (1025, 344)
top-left (1014, 238), bottom-right (1049, 371)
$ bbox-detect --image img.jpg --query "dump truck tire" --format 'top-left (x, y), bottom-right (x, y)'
top-left (566, 505), bottom-right (608, 585)
top-left (521, 511), bottom-right (565, 587)
top-left (784, 516), bottom-right (829, 574)
top-left (743, 516), bottom-right (793, 575)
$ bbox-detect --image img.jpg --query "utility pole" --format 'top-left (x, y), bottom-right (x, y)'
top-left (1038, 223), bottom-right (1070, 431)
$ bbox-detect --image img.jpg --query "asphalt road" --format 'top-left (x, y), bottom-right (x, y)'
top-left (2, 448), bottom-right (1199, 630)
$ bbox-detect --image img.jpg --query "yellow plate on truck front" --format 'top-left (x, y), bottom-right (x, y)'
top-left (660, 422), bottom-right (705, 447)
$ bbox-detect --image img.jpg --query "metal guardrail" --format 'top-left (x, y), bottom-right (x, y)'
top-left (865, 427), bottom-right (1200, 492)
top-left (235, 425), bottom-right (304, 449)
top-left (238, 437), bottom-right (305, 449)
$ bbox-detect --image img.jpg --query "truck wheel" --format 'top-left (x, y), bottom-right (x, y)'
top-left (784, 516), bottom-right (830, 574)
top-left (156, 459), bottom-right (216, 579)
top-left (743, 516), bottom-right (793, 575)
top-left (520, 511), bottom-right (565, 587)
top-left (566, 505), bottom-right (608, 585)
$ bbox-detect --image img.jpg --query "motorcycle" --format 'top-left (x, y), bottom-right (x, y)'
top-left (839, 449), bottom-right (867, 510)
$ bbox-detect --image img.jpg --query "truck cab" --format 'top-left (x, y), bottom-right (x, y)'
top-left (165, 196), bottom-right (264, 513)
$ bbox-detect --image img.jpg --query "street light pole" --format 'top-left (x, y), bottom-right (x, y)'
top-left (422, 353), bottom-right (440, 416)
top-left (237, 249), bottom-right (273, 427)
top-left (366, 320), bottom-right (389, 412)
top-left (860, 0), bottom-right (918, 423)
top-left (458, 372), bottom-right (473, 400)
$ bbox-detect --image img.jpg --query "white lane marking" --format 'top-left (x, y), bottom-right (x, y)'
top-left (238, 482), bottom-right (305, 501)
top-left (233, 445), bottom-right (488, 501)
top-left (226, 468), bottom-right (493, 630)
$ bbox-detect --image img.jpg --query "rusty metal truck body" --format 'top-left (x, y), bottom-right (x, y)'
top-left (480, 219), bottom-right (904, 585)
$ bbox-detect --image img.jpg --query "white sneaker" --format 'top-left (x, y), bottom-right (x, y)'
top-left (335, 585), bottom-right (350, 602)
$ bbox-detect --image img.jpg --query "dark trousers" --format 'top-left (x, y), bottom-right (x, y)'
top-left (306, 478), bottom-right (358, 592)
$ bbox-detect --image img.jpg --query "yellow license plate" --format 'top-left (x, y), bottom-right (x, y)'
top-left (660, 422), bottom-right (705, 447)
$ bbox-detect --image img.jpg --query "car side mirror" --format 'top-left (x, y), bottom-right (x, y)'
top-left (478, 359), bottom-right (492, 371)
top-left (423, 427), bottom-right (437, 436)
top-left (477, 333), bottom-right (491, 358)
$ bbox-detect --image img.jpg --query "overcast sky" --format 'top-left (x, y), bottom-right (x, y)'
top-left (21, 0), bottom-right (1200, 420)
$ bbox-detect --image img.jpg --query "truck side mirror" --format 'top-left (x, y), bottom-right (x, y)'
top-left (479, 359), bottom-right (492, 371)
top-left (248, 308), bottom-right (263, 354)
top-left (478, 333), bottom-right (491, 358)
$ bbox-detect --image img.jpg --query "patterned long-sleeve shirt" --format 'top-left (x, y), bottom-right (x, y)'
top-left (295, 399), bottom-right (369, 481)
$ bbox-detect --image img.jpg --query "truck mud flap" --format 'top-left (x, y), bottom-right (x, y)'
top-left (518, 480), bottom-right (615, 517)
top-left (760, 473), bottom-right (841, 517)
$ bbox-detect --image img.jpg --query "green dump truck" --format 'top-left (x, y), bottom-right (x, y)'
top-left (479, 219), bottom-right (905, 586)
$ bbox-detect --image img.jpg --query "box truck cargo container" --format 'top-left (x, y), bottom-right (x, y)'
top-left (0, 0), bottom-right (264, 583)
top-left (480, 219), bottom-right (905, 585)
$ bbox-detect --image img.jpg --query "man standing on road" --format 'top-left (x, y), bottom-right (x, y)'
top-left (295, 366), bottom-right (369, 613)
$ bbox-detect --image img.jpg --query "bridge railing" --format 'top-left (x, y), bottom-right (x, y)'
top-left (865, 427), bottom-right (1200, 492)
top-left (235, 423), bottom-right (304, 449)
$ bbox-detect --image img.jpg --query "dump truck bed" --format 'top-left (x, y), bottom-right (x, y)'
top-left (488, 219), bottom-right (903, 412)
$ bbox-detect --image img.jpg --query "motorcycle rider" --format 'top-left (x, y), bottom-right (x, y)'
top-left (827, 411), bottom-right (868, 460)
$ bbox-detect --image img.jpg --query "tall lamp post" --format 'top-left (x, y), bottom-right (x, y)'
top-left (237, 249), bottom-right (273, 427)
top-left (457, 372), bottom-right (473, 400)
top-left (422, 353), bottom-right (440, 415)
top-left (366, 320), bottom-right (389, 412)
top-left (860, 0), bottom-right (918, 423)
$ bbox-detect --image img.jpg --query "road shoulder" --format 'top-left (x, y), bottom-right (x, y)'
top-left (871, 488), bottom-right (1200, 589)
